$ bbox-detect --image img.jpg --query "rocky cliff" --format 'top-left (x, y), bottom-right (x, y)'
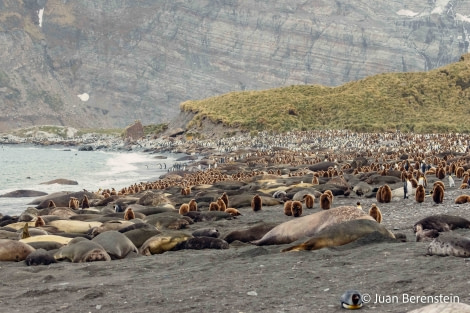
top-left (1, 0), bottom-right (469, 131)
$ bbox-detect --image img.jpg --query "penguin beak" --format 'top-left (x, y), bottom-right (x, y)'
top-left (342, 303), bottom-right (363, 309)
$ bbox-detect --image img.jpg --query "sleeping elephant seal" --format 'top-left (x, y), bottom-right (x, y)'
top-left (171, 237), bottom-right (229, 250)
top-left (139, 232), bottom-right (192, 255)
top-left (281, 219), bottom-right (396, 252)
top-left (252, 206), bottom-right (375, 246)
top-left (54, 239), bottom-right (111, 263)
top-left (0, 239), bottom-right (35, 261)
top-left (223, 222), bottom-right (279, 244)
top-left (91, 231), bottom-right (138, 259)
top-left (426, 233), bottom-right (470, 257)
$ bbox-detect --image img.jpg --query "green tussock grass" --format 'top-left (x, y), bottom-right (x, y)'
top-left (181, 53), bottom-right (470, 133)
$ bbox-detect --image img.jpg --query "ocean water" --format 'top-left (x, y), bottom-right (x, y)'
top-left (0, 145), bottom-right (181, 216)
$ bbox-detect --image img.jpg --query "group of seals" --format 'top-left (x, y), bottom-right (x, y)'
top-left (413, 214), bottom-right (470, 257)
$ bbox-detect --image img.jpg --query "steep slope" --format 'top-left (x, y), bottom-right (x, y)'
top-left (1, 0), bottom-right (470, 131)
top-left (180, 53), bottom-right (470, 134)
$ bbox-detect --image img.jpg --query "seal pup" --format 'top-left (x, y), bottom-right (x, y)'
top-left (340, 290), bottom-right (363, 310)
top-left (251, 194), bottom-right (262, 212)
top-left (171, 237), bottom-right (229, 250)
top-left (368, 204), bottom-right (382, 223)
top-left (25, 248), bottom-right (57, 266)
top-left (414, 224), bottom-right (439, 242)
top-left (303, 194), bottom-right (315, 209)
top-left (427, 232), bottom-right (470, 257)
top-left (252, 206), bottom-right (375, 246)
top-left (281, 219), bottom-right (395, 252)
top-left (415, 184), bottom-right (425, 203)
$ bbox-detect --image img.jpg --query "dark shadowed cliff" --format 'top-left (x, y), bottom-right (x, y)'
top-left (1, 0), bottom-right (470, 131)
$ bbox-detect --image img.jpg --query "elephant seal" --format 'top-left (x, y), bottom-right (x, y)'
top-left (192, 228), bottom-right (220, 238)
top-left (252, 206), bottom-right (375, 246)
top-left (54, 240), bottom-right (111, 263)
top-left (281, 219), bottom-right (396, 252)
top-left (25, 241), bottom-right (64, 251)
top-left (223, 222), bottom-right (279, 244)
top-left (49, 220), bottom-right (102, 234)
top-left (172, 237), bottom-right (229, 250)
top-left (426, 233), bottom-right (470, 257)
top-left (120, 223), bottom-right (162, 248)
top-left (0, 239), bottom-right (35, 261)
top-left (25, 248), bottom-right (57, 266)
top-left (139, 232), bottom-right (192, 255)
top-left (20, 234), bottom-right (73, 245)
top-left (91, 230), bottom-right (138, 259)
top-left (90, 220), bottom-right (135, 237)
top-left (413, 215), bottom-right (470, 234)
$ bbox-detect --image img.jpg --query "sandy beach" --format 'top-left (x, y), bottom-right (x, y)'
top-left (1, 130), bottom-right (470, 313)
top-left (1, 183), bottom-right (470, 313)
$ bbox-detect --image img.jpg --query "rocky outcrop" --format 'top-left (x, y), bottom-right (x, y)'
top-left (123, 120), bottom-right (144, 141)
top-left (1, 0), bottom-right (470, 131)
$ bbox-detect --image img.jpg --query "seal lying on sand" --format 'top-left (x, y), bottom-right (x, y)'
top-left (426, 233), bottom-right (470, 257)
top-left (252, 206), bottom-right (374, 246)
top-left (54, 239), bottom-right (111, 263)
top-left (0, 239), bottom-right (35, 261)
top-left (413, 215), bottom-right (470, 241)
top-left (281, 219), bottom-right (395, 252)
top-left (414, 215), bottom-right (470, 232)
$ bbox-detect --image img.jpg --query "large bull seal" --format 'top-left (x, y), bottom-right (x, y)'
top-left (252, 206), bottom-right (374, 246)
top-left (281, 219), bottom-right (396, 252)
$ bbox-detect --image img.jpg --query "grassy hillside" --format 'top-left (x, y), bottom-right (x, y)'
top-left (180, 54), bottom-right (470, 134)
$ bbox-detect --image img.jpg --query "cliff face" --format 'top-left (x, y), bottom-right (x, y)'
top-left (1, 0), bottom-right (469, 131)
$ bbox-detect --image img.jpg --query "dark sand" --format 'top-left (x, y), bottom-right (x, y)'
top-left (1, 183), bottom-right (470, 313)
